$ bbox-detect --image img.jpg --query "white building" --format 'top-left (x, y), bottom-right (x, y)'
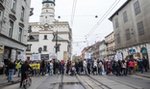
top-left (26, 0), bottom-right (72, 61)
top-left (0, 0), bottom-right (32, 62)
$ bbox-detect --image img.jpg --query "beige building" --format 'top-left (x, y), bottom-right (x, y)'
top-left (0, 0), bottom-right (32, 62)
top-left (99, 40), bottom-right (107, 60)
top-left (105, 31), bottom-right (115, 59)
top-left (109, 0), bottom-right (150, 65)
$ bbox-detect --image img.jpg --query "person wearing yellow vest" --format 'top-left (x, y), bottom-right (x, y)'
top-left (16, 59), bottom-right (22, 77)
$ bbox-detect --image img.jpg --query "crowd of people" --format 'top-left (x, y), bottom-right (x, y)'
top-left (1, 55), bottom-right (149, 84)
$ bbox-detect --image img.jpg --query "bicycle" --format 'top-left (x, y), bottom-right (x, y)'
top-left (22, 72), bottom-right (32, 89)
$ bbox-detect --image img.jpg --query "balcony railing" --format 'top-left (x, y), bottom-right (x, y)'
top-left (27, 39), bottom-right (39, 42)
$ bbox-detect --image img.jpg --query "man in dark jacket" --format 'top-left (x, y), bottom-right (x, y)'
top-left (20, 61), bottom-right (32, 88)
top-left (143, 57), bottom-right (149, 72)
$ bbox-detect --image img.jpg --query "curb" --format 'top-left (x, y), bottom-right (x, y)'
top-left (135, 73), bottom-right (150, 78)
top-left (0, 80), bottom-right (20, 88)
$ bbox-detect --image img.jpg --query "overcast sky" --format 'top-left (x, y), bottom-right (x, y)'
top-left (30, 0), bottom-right (127, 55)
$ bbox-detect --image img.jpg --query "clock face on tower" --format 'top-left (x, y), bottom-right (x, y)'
top-left (46, 4), bottom-right (49, 7)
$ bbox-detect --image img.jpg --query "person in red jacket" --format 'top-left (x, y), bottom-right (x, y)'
top-left (128, 59), bottom-right (135, 74)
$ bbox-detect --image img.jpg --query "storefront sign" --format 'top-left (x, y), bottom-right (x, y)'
top-left (129, 48), bottom-right (136, 55)
top-left (141, 47), bottom-right (147, 54)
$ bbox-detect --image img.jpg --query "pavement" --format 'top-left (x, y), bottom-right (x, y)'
top-left (135, 71), bottom-right (150, 78)
top-left (0, 70), bottom-right (150, 88)
top-left (0, 74), bottom-right (20, 87)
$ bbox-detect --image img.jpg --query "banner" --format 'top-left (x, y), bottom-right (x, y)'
top-left (31, 53), bottom-right (41, 61)
top-left (49, 53), bottom-right (56, 60)
top-left (41, 54), bottom-right (49, 60)
top-left (114, 52), bottom-right (123, 61)
top-left (18, 52), bottom-right (26, 61)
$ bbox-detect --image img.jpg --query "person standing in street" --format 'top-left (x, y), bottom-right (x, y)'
top-left (83, 59), bottom-right (87, 75)
top-left (121, 60), bottom-right (127, 76)
top-left (40, 60), bottom-right (46, 76)
top-left (143, 57), bottom-right (149, 72)
top-left (138, 58), bottom-right (144, 73)
top-left (20, 61), bottom-right (32, 88)
top-left (16, 59), bottom-right (22, 77)
top-left (7, 60), bottom-right (15, 82)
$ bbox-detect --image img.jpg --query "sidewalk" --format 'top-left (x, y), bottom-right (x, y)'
top-left (135, 70), bottom-right (150, 78)
top-left (0, 74), bottom-right (20, 87)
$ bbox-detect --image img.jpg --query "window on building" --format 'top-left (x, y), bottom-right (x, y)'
top-left (9, 20), bottom-right (14, 37)
top-left (26, 44), bottom-right (32, 51)
top-left (18, 27), bottom-right (22, 42)
top-left (137, 21), bottom-right (144, 35)
top-left (0, 0), bottom-right (4, 3)
top-left (28, 26), bottom-right (32, 33)
top-left (45, 16), bottom-right (47, 19)
top-left (115, 18), bottom-right (119, 28)
top-left (20, 6), bottom-right (25, 21)
top-left (43, 46), bottom-right (47, 51)
top-left (123, 11), bottom-right (128, 23)
top-left (44, 35), bottom-right (47, 40)
top-left (0, 11), bottom-right (2, 21)
top-left (134, 0), bottom-right (141, 15)
top-left (11, 0), bottom-right (17, 12)
top-left (125, 29), bottom-right (131, 40)
top-left (116, 33), bottom-right (120, 43)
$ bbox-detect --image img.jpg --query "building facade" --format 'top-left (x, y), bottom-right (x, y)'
top-left (26, 0), bottom-right (72, 61)
top-left (109, 0), bottom-right (150, 66)
top-left (92, 42), bottom-right (100, 59)
top-left (105, 31), bottom-right (115, 59)
top-left (0, 0), bottom-right (31, 63)
top-left (99, 40), bottom-right (107, 60)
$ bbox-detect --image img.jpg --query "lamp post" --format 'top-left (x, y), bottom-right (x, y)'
top-left (53, 31), bottom-right (60, 54)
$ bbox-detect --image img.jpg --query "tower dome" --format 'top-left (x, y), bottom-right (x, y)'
top-left (42, 0), bottom-right (55, 5)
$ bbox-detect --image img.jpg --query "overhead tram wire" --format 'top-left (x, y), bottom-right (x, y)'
top-left (79, 0), bottom-right (122, 52)
top-left (70, 0), bottom-right (78, 27)
top-left (74, 0), bottom-right (121, 53)
top-left (86, 0), bottom-right (121, 37)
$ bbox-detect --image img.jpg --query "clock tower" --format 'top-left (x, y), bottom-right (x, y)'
top-left (40, 0), bottom-right (56, 24)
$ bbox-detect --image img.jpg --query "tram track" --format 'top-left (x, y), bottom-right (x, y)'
top-left (103, 76), bottom-right (143, 89)
top-left (77, 74), bottom-right (111, 89)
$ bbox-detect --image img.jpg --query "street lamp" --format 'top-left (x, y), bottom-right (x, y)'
top-left (52, 30), bottom-right (60, 54)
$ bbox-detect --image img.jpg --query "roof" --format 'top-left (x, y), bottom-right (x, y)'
top-left (105, 31), bottom-right (114, 38)
top-left (109, 0), bottom-right (131, 21)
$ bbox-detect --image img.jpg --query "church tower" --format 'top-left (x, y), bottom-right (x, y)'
top-left (40, 0), bottom-right (55, 24)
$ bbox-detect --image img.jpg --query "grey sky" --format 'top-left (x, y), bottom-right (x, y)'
top-left (30, 0), bottom-right (127, 55)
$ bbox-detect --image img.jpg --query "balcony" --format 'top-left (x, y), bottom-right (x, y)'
top-left (27, 35), bottom-right (39, 42)
top-left (27, 39), bottom-right (39, 42)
